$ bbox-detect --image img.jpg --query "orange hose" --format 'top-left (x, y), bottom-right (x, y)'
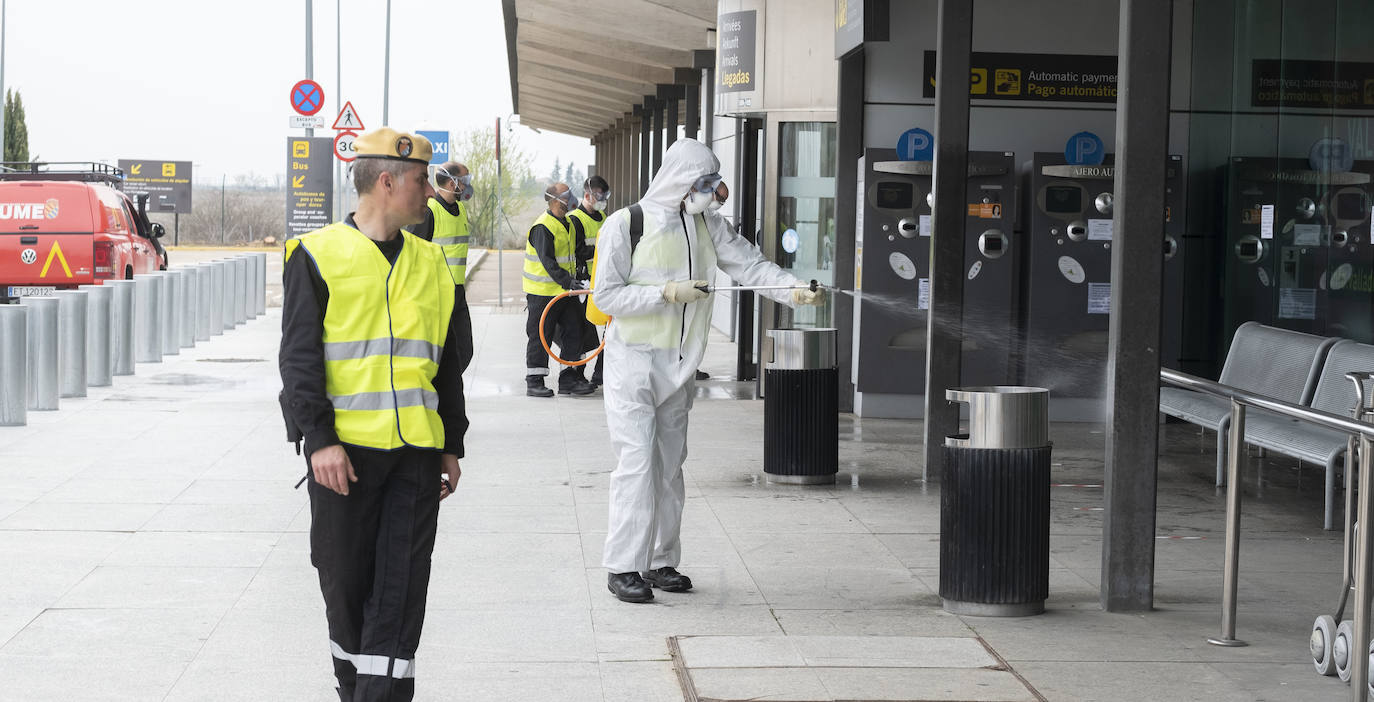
top-left (538, 289), bottom-right (607, 367)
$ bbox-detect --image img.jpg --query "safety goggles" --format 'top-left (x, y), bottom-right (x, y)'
top-left (545, 189), bottom-right (577, 209)
top-left (427, 165), bottom-right (471, 190)
top-left (689, 173), bottom-right (724, 194)
top-left (589, 189), bottom-right (610, 202)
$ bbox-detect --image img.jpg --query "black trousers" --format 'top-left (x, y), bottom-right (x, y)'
top-left (308, 445), bottom-right (442, 702)
top-left (525, 293), bottom-right (583, 384)
top-left (579, 317), bottom-right (604, 383)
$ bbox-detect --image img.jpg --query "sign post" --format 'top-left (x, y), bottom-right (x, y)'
top-left (286, 137), bottom-right (334, 238)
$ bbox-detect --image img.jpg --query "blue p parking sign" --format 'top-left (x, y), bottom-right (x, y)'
top-left (896, 128), bottom-right (934, 162)
top-left (1064, 131), bottom-right (1105, 166)
top-left (417, 131), bottom-right (449, 165)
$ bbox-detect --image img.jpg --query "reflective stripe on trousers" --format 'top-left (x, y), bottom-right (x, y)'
top-left (331, 640), bottom-right (416, 679)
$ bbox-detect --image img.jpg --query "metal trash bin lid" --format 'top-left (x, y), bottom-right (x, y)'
top-left (765, 328), bottom-right (837, 371)
top-left (946, 385), bottom-right (1050, 449)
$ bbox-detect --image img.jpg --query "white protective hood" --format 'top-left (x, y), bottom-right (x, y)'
top-left (639, 139), bottom-right (721, 215)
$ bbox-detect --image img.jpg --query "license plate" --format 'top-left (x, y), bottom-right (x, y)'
top-left (7, 286), bottom-right (56, 297)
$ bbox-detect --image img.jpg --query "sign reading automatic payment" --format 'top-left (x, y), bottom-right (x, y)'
top-left (718, 10), bottom-right (756, 94)
top-left (923, 51), bottom-right (1119, 103)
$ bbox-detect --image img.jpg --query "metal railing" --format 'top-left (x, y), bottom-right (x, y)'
top-left (1161, 367), bottom-right (1374, 699)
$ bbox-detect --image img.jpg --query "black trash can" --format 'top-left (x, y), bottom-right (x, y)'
top-left (940, 386), bottom-right (1051, 616)
top-left (763, 328), bottom-right (838, 485)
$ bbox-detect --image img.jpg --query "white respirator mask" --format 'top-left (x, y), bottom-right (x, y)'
top-left (683, 191), bottom-right (714, 215)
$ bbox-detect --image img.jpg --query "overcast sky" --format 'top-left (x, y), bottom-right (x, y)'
top-left (7, 0), bottom-right (593, 184)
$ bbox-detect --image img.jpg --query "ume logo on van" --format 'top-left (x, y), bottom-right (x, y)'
top-left (0, 199), bottom-right (59, 220)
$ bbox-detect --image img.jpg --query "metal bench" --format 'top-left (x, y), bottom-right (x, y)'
top-left (1241, 340), bottom-right (1374, 530)
top-left (1159, 322), bottom-right (1335, 487)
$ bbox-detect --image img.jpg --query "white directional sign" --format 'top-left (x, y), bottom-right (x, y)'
top-left (290, 115), bottom-right (326, 129)
top-left (334, 132), bottom-right (357, 162)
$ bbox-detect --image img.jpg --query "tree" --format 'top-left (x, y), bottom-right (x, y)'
top-left (453, 125), bottom-right (536, 249)
top-left (548, 157), bottom-right (562, 185)
top-left (4, 90), bottom-right (29, 163)
top-left (563, 162), bottom-right (575, 186)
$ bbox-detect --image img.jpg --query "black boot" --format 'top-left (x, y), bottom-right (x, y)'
top-left (607, 572), bottom-right (654, 602)
top-left (526, 375), bottom-right (554, 398)
top-left (641, 566), bottom-right (693, 592)
top-left (558, 370), bottom-right (597, 396)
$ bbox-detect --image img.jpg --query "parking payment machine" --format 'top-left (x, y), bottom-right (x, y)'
top-left (1022, 153), bottom-right (1185, 420)
top-left (852, 148), bottom-right (1017, 417)
top-left (1224, 156), bottom-right (1373, 343)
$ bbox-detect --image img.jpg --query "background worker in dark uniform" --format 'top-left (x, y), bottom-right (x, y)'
top-left (279, 127), bottom-right (471, 702)
top-left (523, 182), bottom-right (595, 397)
top-left (406, 160), bottom-right (472, 286)
top-left (568, 175), bottom-right (610, 387)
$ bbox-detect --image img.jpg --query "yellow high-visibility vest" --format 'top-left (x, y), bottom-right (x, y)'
top-left (568, 207), bottom-right (605, 249)
top-left (428, 198), bottom-right (470, 285)
top-left (522, 212), bottom-right (576, 297)
top-left (285, 223), bottom-right (456, 450)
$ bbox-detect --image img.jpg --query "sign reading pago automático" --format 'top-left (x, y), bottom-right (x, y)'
top-left (118, 160), bottom-right (193, 214)
top-left (285, 137), bottom-right (334, 237)
top-left (717, 11), bottom-right (756, 94)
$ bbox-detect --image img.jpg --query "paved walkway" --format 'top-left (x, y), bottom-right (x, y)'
top-left (0, 263), bottom-right (1357, 700)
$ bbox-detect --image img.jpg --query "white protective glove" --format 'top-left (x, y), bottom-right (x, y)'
top-left (662, 280), bottom-right (710, 304)
top-left (792, 286), bottom-right (826, 306)
top-left (570, 279), bottom-right (589, 291)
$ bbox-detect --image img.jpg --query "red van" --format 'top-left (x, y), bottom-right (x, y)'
top-left (0, 162), bottom-right (167, 302)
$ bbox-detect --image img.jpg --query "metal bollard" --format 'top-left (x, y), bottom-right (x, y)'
top-left (161, 270), bottom-right (180, 356)
top-left (22, 296), bottom-right (59, 410)
top-left (220, 259), bottom-right (235, 331)
top-left (195, 265), bottom-right (213, 341)
top-left (255, 252), bottom-right (267, 316)
top-left (210, 262), bottom-right (226, 335)
top-left (0, 305), bottom-right (26, 425)
top-left (233, 256), bottom-right (248, 325)
top-left (107, 280), bottom-right (135, 375)
top-left (245, 254), bottom-right (259, 320)
top-left (178, 268), bottom-right (196, 348)
top-left (134, 274), bottom-right (163, 363)
top-left (54, 290), bottom-right (88, 398)
top-left (78, 284), bottom-right (112, 387)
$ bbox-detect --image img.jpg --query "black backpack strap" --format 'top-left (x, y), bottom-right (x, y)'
top-left (628, 204), bottom-right (643, 252)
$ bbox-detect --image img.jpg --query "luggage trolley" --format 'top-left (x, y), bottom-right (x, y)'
top-left (1311, 371), bottom-right (1374, 682)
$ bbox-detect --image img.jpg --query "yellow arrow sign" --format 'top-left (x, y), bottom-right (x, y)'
top-left (39, 241), bottom-right (72, 279)
top-left (292, 175), bottom-right (305, 188)
top-left (131, 164), bottom-right (142, 175)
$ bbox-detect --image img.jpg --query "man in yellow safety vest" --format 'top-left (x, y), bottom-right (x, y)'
top-left (522, 182), bottom-right (596, 397)
top-left (279, 127), bottom-right (471, 700)
top-left (567, 175), bottom-right (610, 387)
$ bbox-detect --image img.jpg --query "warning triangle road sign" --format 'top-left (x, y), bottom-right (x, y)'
top-left (332, 101), bottom-right (365, 131)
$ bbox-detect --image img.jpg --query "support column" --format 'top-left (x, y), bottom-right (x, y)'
top-left (834, 48), bottom-right (865, 414)
top-left (684, 83), bottom-right (700, 141)
top-left (922, 0), bottom-right (972, 482)
top-left (652, 92), bottom-right (666, 176)
top-left (1102, 0), bottom-right (1173, 613)
top-left (639, 99), bottom-right (653, 196)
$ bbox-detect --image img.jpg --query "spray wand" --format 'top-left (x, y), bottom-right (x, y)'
top-left (695, 279), bottom-right (828, 294)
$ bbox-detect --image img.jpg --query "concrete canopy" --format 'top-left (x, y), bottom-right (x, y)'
top-left (503, 0), bottom-right (714, 139)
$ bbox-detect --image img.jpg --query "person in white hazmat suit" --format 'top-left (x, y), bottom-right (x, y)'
top-left (591, 138), bottom-right (826, 603)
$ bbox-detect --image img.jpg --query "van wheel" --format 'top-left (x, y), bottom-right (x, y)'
top-left (125, 266), bottom-right (133, 280)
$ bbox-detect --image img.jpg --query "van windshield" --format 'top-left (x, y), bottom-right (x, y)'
top-left (0, 182), bottom-right (96, 234)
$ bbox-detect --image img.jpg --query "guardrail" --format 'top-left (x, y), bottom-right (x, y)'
top-left (1161, 367), bottom-right (1374, 700)
top-left (0, 253), bottom-right (270, 428)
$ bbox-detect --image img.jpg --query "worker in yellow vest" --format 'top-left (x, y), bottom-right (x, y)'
top-left (407, 160), bottom-right (472, 285)
top-left (523, 182), bottom-right (595, 397)
top-left (279, 127), bottom-right (471, 700)
top-left (568, 174), bottom-right (610, 387)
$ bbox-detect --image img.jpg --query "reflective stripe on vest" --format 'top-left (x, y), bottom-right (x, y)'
top-left (284, 223), bottom-right (455, 450)
top-left (522, 212), bottom-right (576, 296)
top-left (428, 198), bottom-right (470, 285)
top-left (569, 207), bottom-right (604, 249)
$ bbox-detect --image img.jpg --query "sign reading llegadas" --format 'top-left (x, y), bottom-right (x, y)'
top-left (718, 10), bottom-right (756, 93)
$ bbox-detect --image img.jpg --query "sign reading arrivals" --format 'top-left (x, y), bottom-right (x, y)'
top-left (285, 137), bottom-right (334, 238)
top-left (923, 51), bottom-right (1119, 103)
top-left (118, 160), bottom-right (193, 214)
top-left (718, 10), bottom-right (757, 94)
